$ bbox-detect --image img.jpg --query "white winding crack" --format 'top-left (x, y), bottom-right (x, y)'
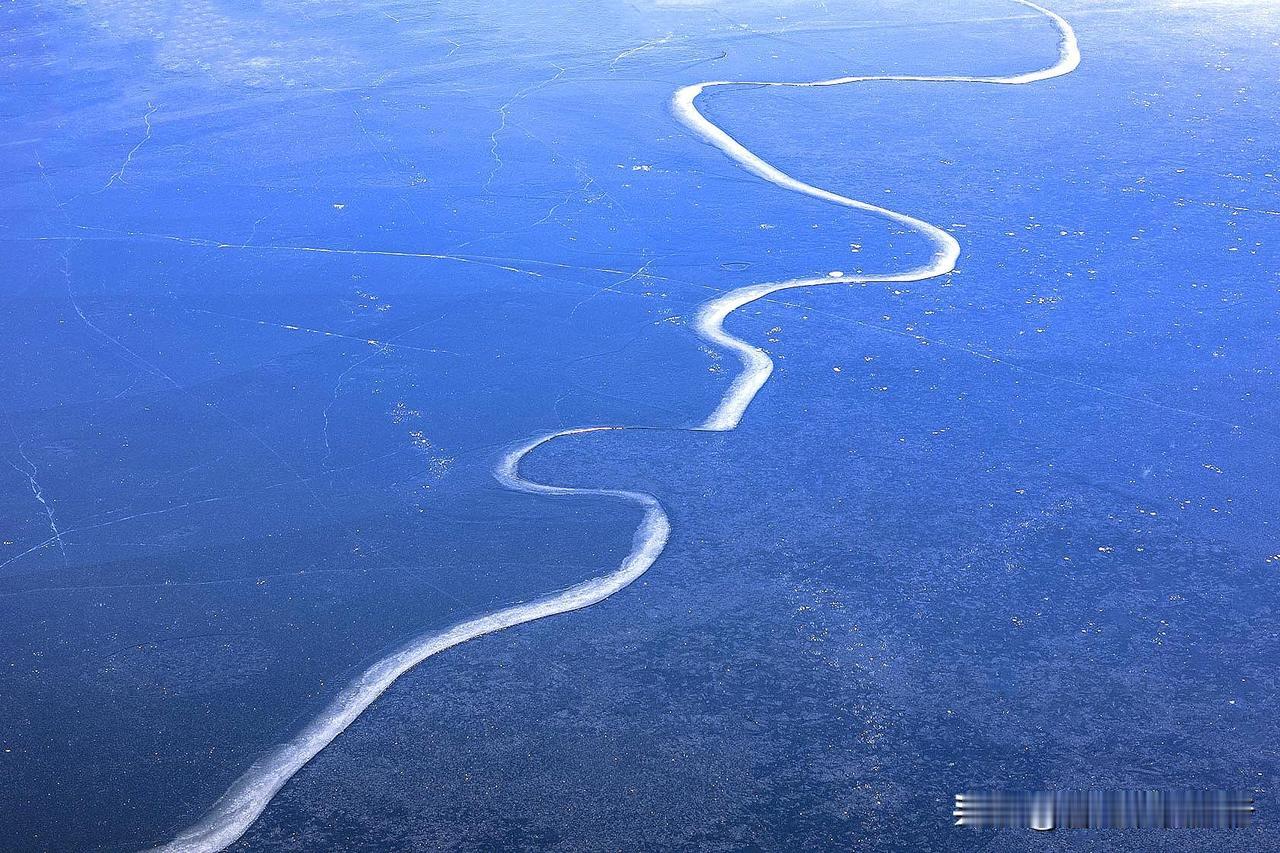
top-left (152, 3), bottom-right (1079, 850)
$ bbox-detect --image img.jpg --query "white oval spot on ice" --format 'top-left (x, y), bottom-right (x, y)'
top-left (828, 270), bottom-right (844, 278)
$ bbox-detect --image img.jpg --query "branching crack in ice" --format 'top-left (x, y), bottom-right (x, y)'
top-left (154, 3), bottom-right (1080, 851)
top-left (567, 258), bottom-right (658, 319)
top-left (484, 64), bottom-right (568, 194)
top-left (7, 443), bottom-right (67, 562)
top-left (99, 103), bottom-right (158, 192)
top-left (0, 441), bottom-right (442, 577)
top-left (322, 345), bottom-right (391, 469)
top-left (609, 33), bottom-right (679, 70)
top-left (55, 248), bottom-right (365, 556)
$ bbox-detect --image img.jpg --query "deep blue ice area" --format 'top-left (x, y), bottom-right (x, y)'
top-left (2, 0), bottom-right (1277, 850)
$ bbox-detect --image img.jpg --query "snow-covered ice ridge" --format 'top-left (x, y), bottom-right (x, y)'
top-left (154, 3), bottom-right (1078, 850)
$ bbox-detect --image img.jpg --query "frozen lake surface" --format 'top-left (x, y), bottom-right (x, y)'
top-left (2, 0), bottom-right (1278, 850)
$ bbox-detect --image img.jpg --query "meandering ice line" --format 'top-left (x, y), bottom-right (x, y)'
top-left (154, 3), bottom-right (1079, 850)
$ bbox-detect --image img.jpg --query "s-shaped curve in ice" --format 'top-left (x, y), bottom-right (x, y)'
top-left (153, 3), bottom-right (1078, 850)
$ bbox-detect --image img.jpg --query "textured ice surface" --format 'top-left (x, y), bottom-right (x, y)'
top-left (2, 0), bottom-right (1277, 850)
